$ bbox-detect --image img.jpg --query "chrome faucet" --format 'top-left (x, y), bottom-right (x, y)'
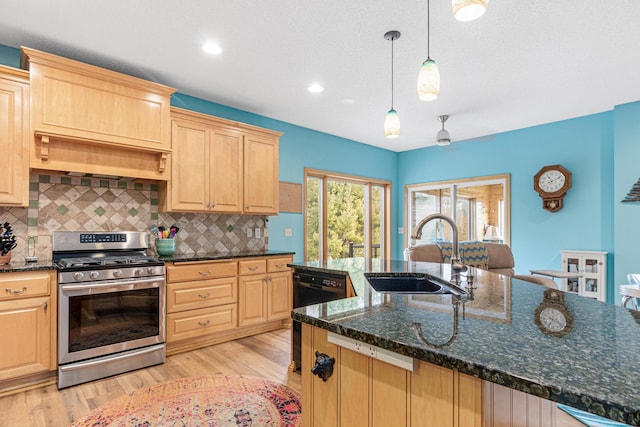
top-left (410, 213), bottom-right (467, 273)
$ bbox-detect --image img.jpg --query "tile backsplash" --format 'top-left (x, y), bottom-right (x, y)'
top-left (0, 173), bottom-right (268, 263)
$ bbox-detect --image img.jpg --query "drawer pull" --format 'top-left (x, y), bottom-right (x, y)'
top-left (275, 264), bottom-right (286, 268)
top-left (248, 266), bottom-right (259, 271)
top-left (5, 287), bottom-right (27, 295)
top-left (198, 320), bottom-right (211, 327)
top-left (199, 270), bottom-right (212, 277)
top-left (198, 292), bottom-right (211, 299)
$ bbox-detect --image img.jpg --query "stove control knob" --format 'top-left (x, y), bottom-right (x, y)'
top-left (89, 271), bottom-right (100, 280)
top-left (136, 268), bottom-right (147, 276)
top-left (147, 267), bottom-right (156, 275)
top-left (73, 272), bottom-right (85, 281)
top-left (113, 270), bottom-right (123, 278)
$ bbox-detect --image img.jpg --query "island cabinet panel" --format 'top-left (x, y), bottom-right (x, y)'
top-left (21, 47), bottom-right (175, 180)
top-left (302, 324), bottom-right (482, 427)
top-left (0, 271), bottom-right (57, 384)
top-left (0, 65), bottom-right (29, 207)
top-left (163, 107), bottom-right (281, 215)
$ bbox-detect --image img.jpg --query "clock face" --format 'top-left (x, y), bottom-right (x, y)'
top-left (538, 170), bottom-right (566, 193)
top-left (539, 307), bottom-right (567, 332)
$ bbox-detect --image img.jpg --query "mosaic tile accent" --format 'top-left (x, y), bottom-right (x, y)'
top-left (0, 173), bottom-right (268, 262)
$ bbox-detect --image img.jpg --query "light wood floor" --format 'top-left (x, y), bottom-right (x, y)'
top-left (0, 328), bottom-right (300, 427)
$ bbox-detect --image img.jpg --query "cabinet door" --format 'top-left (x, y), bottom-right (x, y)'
top-left (0, 296), bottom-right (54, 380)
top-left (340, 348), bottom-right (370, 426)
top-left (210, 127), bottom-right (243, 213)
top-left (0, 66), bottom-right (29, 207)
top-left (238, 275), bottom-right (267, 326)
top-left (267, 271), bottom-right (291, 321)
top-left (244, 134), bottom-right (279, 214)
top-left (170, 119), bottom-right (209, 211)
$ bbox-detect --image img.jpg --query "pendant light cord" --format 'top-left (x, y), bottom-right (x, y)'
top-left (391, 36), bottom-right (395, 109)
top-left (427, 0), bottom-right (431, 58)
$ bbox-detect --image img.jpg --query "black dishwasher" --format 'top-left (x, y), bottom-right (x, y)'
top-left (292, 269), bottom-right (348, 371)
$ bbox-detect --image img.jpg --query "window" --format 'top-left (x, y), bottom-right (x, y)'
top-left (305, 169), bottom-right (391, 262)
top-left (405, 174), bottom-right (509, 247)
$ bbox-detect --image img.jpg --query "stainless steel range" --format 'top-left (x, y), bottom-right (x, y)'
top-left (53, 231), bottom-right (166, 389)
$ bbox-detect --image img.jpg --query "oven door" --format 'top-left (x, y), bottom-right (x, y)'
top-left (59, 276), bottom-right (166, 364)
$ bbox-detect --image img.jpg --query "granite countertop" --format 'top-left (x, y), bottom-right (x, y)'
top-left (291, 258), bottom-right (640, 425)
top-left (159, 249), bottom-right (295, 263)
top-left (0, 259), bottom-right (56, 272)
top-left (0, 250), bottom-right (294, 273)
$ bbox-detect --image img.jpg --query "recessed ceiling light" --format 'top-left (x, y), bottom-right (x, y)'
top-left (202, 43), bottom-right (222, 55)
top-left (308, 84), bottom-right (324, 93)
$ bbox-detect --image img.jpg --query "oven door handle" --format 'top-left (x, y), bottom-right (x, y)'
top-left (60, 277), bottom-right (164, 293)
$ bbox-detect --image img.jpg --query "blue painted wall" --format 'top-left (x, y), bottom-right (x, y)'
top-left (398, 113), bottom-right (617, 300)
top-left (171, 94), bottom-right (399, 263)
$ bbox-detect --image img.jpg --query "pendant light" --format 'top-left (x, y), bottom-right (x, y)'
top-left (384, 30), bottom-right (401, 139)
top-left (436, 115), bottom-right (451, 146)
top-left (452, 0), bottom-right (488, 22)
top-left (417, 0), bottom-right (440, 101)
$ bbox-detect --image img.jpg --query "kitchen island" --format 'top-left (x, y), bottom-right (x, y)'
top-left (291, 258), bottom-right (640, 426)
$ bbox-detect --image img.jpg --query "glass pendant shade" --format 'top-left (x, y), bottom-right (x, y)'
top-left (436, 128), bottom-right (451, 145)
top-left (417, 58), bottom-right (440, 101)
top-left (384, 109), bottom-right (400, 138)
top-left (452, 0), bottom-right (488, 21)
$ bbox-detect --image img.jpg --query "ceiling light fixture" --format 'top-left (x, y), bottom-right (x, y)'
top-left (308, 84), bottom-right (324, 93)
top-left (436, 115), bottom-right (451, 146)
top-left (452, 0), bottom-right (488, 22)
top-left (384, 30), bottom-right (401, 139)
top-left (202, 43), bottom-right (222, 55)
top-left (417, 0), bottom-right (440, 101)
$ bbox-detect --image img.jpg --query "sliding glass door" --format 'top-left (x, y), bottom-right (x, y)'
top-left (305, 169), bottom-right (391, 262)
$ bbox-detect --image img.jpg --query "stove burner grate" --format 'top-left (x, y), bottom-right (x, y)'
top-left (57, 255), bottom-right (160, 269)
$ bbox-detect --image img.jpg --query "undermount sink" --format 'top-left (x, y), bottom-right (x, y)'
top-left (364, 273), bottom-right (464, 295)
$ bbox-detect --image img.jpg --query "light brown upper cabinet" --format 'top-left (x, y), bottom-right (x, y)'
top-left (163, 107), bottom-right (281, 215)
top-left (0, 65), bottom-right (29, 207)
top-left (20, 47), bottom-right (176, 180)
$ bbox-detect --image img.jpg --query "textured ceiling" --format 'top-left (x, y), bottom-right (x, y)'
top-left (1, 0), bottom-right (639, 152)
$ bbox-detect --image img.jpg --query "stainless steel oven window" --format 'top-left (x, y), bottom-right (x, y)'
top-left (58, 277), bottom-right (166, 364)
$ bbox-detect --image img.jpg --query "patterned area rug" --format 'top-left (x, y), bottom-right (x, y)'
top-left (71, 375), bottom-right (302, 426)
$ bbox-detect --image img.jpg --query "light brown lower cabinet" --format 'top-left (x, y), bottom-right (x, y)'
top-left (0, 271), bottom-right (57, 384)
top-left (166, 255), bottom-right (292, 354)
top-left (302, 324), bottom-right (584, 427)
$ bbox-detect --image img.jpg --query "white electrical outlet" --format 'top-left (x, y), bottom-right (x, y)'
top-left (284, 228), bottom-right (292, 237)
top-left (264, 228), bottom-right (269, 237)
top-left (246, 228), bottom-right (252, 238)
top-left (254, 227), bottom-right (261, 238)
top-left (398, 227), bottom-right (404, 234)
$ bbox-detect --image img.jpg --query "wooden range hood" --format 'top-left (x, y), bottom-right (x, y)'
top-left (21, 47), bottom-right (176, 181)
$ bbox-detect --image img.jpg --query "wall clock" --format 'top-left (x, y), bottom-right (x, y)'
top-left (534, 288), bottom-right (573, 338)
top-left (533, 165), bottom-right (572, 212)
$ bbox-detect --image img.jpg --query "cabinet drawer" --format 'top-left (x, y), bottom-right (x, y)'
top-left (167, 261), bottom-right (237, 282)
top-left (267, 257), bottom-right (292, 273)
top-left (167, 277), bottom-right (237, 314)
top-left (0, 271), bottom-right (51, 300)
top-left (238, 259), bottom-right (266, 276)
top-left (166, 304), bottom-right (237, 342)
